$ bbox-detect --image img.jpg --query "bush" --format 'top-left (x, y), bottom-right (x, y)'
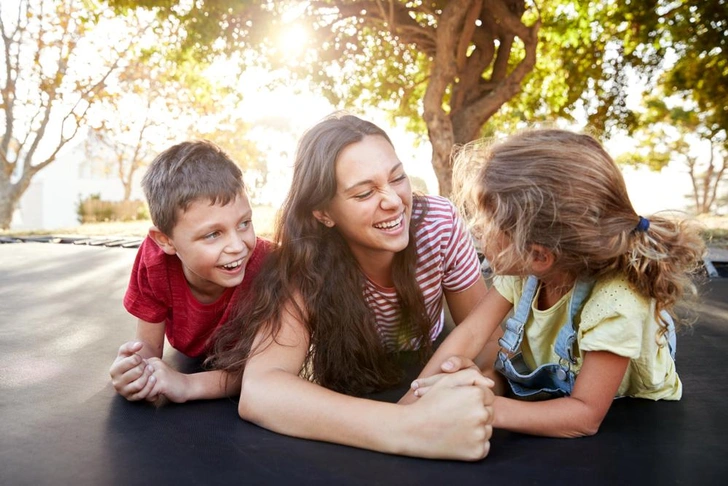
top-left (77, 194), bottom-right (149, 223)
top-left (704, 228), bottom-right (728, 249)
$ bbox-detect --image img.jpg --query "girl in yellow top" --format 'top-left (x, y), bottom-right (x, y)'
top-left (408, 129), bottom-right (705, 438)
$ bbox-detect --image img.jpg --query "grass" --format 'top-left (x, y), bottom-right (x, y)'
top-left (2, 208), bottom-right (727, 248)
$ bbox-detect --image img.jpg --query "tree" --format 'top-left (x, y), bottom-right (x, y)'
top-left (481, 1), bottom-right (669, 136)
top-left (618, 97), bottom-right (726, 215)
top-left (612, 1), bottom-right (728, 215)
top-left (276, 1), bottom-right (544, 196)
top-left (104, 0), bottom-right (676, 194)
top-left (110, 0), bottom-right (541, 196)
top-left (85, 42), bottom-right (246, 202)
top-left (192, 115), bottom-right (270, 203)
top-left (662, 1), bottom-right (727, 135)
top-left (110, 0), bottom-right (726, 201)
top-left (0, 0), bottom-right (141, 229)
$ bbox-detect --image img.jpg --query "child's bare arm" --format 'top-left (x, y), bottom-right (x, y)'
top-left (133, 319), bottom-right (166, 359)
top-left (146, 361), bottom-right (241, 403)
top-left (400, 288), bottom-right (512, 404)
top-left (492, 351), bottom-right (630, 437)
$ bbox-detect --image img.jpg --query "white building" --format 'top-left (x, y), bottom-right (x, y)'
top-left (10, 141), bottom-right (142, 231)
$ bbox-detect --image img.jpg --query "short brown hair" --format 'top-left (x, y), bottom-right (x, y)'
top-left (141, 140), bottom-right (245, 236)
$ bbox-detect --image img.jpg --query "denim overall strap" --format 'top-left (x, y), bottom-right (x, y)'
top-left (553, 279), bottom-right (595, 364)
top-left (662, 310), bottom-right (677, 360)
top-left (498, 276), bottom-right (540, 353)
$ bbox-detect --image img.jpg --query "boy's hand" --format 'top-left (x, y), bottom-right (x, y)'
top-left (147, 358), bottom-right (190, 404)
top-left (109, 341), bottom-right (156, 401)
top-left (410, 356), bottom-right (490, 398)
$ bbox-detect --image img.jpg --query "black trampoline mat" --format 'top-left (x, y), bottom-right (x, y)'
top-left (1, 242), bottom-right (727, 485)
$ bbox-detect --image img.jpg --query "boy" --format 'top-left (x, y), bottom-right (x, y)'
top-left (109, 140), bottom-right (271, 403)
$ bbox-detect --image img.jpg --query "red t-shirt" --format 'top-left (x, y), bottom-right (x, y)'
top-left (123, 236), bottom-right (272, 357)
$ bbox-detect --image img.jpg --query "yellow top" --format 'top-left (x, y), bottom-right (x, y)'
top-left (494, 273), bottom-right (682, 400)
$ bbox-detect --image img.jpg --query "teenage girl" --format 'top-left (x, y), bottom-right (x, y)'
top-left (210, 114), bottom-right (496, 460)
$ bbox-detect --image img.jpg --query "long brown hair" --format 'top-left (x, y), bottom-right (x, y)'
top-left (454, 129), bottom-right (705, 335)
top-left (208, 114), bottom-right (431, 396)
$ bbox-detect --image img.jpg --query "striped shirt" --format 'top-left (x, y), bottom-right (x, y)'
top-left (362, 195), bottom-right (482, 351)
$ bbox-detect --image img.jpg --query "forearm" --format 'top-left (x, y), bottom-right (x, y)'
top-left (422, 288), bottom-right (512, 379)
top-left (428, 327), bottom-right (484, 376)
top-left (240, 370), bottom-right (407, 453)
top-left (398, 316), bottom-right (491, 404)
top-left (186, 369), bottom-right (241, 401)
top-left (240, 369), bottom-right (413, 456)
top-left (135, 341), bottom-right (163, 359)
top-left (492, 396), bottom-right (603, 438)
top-left (134, 319), bottom-right (166, 359)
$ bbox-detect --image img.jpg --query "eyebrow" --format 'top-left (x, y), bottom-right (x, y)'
top-left (342, 163), bottom-right (404, 193)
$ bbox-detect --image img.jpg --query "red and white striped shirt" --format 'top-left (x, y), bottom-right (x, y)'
top-left (362, 195), bottom-right (481, 351)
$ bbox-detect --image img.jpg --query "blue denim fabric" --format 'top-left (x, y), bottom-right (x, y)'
top-left (495, 276), bottom-right (591, 399)
top-left (495, 276), bottom-right (677, 399)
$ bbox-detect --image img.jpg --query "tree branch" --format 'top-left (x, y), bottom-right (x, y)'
top-left (456, 0), bottom-right (482, 71)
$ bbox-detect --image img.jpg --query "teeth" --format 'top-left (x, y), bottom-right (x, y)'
top-left (374, 215), bottom-right (402, 230)
top-left (222, 259), bottom-right (243, 270)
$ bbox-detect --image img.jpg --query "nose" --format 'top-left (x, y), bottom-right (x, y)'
top-left (380, 186), bottom-right (402, 210)
top-left (225, 231), bottom-right (245, 254)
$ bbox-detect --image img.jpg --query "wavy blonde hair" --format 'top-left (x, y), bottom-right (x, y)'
top-left (453, 128), bottom-right (706, 334)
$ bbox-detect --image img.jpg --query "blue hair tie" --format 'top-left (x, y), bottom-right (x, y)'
top-left (635, 216), bottom-right (650, 232)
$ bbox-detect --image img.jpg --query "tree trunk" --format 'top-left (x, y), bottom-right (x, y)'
top-left (123, 179), bottom-right (132, 202)
top-left (0, 177), bottom-right (19, 230)
top-left (423, 0), bottom-right (539, 197)
top-left (429, 129), bottom-right (455, 197)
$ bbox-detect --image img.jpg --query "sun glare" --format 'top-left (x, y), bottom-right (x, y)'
top-left (278, 25), bottom-right (309, 59)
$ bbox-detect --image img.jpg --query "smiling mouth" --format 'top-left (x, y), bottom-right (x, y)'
top-left (220, 257), bottom-right (245, 270)
top-left (373, 214), bottom-right (404, 230)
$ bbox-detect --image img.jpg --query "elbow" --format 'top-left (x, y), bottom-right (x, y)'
top-left (237, 399), bottom-right (253, 421)
top-left (562, 425), bottom-right (599, 438)
top-left (558, 417), bottom-right (602, 438)
top-left (580, 418), bottom-right (602, 437)
top-left (237, 372), bottom-right (265, 423)
top-left (553, 397), bottom-right (608, 438)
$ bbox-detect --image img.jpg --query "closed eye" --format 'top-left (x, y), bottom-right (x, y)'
top-left (353, 190), bottom-right (374, 200)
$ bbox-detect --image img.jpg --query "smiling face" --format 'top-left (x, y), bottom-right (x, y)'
top-left (155, 192), bottom-right (256, 303)
top-left (315, 135), bottom-right (413, 267)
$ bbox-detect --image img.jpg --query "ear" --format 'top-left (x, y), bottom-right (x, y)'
top-left (529, 243), bottom-right (555, 274)
top-left (312, 209), bottom-right (335, 228)
top-left (148, 227), bottom-right (177, 255)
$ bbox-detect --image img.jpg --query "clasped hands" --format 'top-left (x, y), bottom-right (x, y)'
top-left (109, 341), bottom-right (189, 403)
top-left (410, 355), bottom-right (487, 399)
